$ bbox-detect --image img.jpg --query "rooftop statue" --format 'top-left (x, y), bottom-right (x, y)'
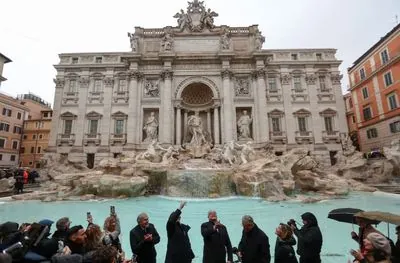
top-left (173, 0), bottom-right (218, 32)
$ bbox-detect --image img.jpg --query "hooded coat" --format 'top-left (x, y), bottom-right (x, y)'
top-left (238, 224), bottom-right (271, 263)
top-left (274, 237), bottom-right (298, 263)
top-left (293, 212), bottom-right (323, 263)
top-left (201, 220), bottom-right (233, 263)
top-left (165, 209), bottom-right (195, 263)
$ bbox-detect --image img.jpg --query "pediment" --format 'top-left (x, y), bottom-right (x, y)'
top-left (60, 111), bottom-right (77, 119)
top-left (86, 111), bottom-right (102, 119)
top-left (293, 108), bottom-right (311, 116)
top-left (320, 108), bottom-right (337, 116)
top-left (111, 111), bottom-right (127, 117)
top-left (268, 109), bottom-right (285, 117)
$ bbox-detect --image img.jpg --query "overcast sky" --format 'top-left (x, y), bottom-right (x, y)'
top-left (1, 0), bottom-right (399, 106)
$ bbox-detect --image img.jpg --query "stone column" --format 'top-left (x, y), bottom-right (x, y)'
top-left (306, 72), bottom-right (323, 144)
top-left (183, 110), bottom-right (188, 143)
top-left (281, 71), bottom-right (295, 144)
top-left (101, 77), bottom-right (113, 146)
top-left (161, 70), bottom-right (173, 144)
top-left (207, 110), bottom-right (211, 135)
top-left (48, 78), bottom-right (65, 149)
top-left (127, 71), bottom-right (141, 145)
top-left (213, 106), bottom-right (220, 144)
top-left (176, 107), bottom-right (181, 145)
top-left (221, 69), bottom-right (234, 142)
top-left (74, 77), bottom-right (89, 146)
top-left (254, 69), bottom-right (269, 142)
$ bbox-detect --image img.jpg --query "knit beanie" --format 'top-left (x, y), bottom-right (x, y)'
top-left (366, 232), bottom-right (391, 255)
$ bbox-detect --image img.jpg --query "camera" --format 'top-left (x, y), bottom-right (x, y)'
top-left (287, 219), bottom-right (296, 227)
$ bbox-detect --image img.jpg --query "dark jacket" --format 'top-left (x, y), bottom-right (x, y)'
top-left (201, 221), bottom-right (233, 263)
top-left (165, 209), bottom-right (194, 263)
top-left (238, 224), bottom-right (271, 263)
top-left (52, 230), bottom-right (68, 242)
top-left (294, 212), bottom-right (323, 261)
top-left (391, 239), bottom-right (400, 263)
top-left (274, 237), bottom-right (298, 263)
top-left (130, 223), bottom-right (160, 263)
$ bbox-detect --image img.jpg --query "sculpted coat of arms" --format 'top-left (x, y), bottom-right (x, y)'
top-left (173, 0), bottom-right (218, 32)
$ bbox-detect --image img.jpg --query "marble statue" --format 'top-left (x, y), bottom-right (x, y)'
top-left (237, 110), bottom-right (252, 140)
top-left (201, 8), bottom-right (218, 29)
top-left (173, 9), bottom-right (190, 31)
top-left (157, 145), bottom-right (179, 164)
top-left (235, 141), bottom-right (255, 164)
top-left (220, 31), bottom-right (230, 50)
top-left (341, 134), bottom-right (356, 156)
top-left (144, 80), bottom-right (159, 97)
top-left (187, 111), bottom-right (207, 146)
top-left (143, 112), bottom-right (159, 142)
top-left (136, 140), bottom-right (158, 162)
top-left (161, 33), bottom-right (173, 51)
top-left (255, 30), bottom-right (265, 50)
top-left (222, 140), bottom-right (236, 165)
top-left (127, 33), bottom-right (139, 52)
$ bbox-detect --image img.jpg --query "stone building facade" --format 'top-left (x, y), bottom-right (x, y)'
top-left (48, 0), bottom-right (348, 167)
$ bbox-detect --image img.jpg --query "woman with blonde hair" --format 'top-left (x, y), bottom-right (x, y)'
top-left (274, 223), bottom-right (298, 263)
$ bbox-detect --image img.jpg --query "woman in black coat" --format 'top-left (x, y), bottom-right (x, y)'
top-left (165, 201), bottom-right (195, 263)
top-left (274, 223), bottom-right (298, 263)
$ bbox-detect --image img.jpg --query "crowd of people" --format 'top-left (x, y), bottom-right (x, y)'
top-left (0, 167), bottom-right (40, 194)
top-left (0, 201), bottom-right (399, 263)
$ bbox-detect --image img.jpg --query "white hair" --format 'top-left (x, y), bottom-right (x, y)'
top-left (208, 210), bottom-right (217, 217)
top-left (137, 212), bottom-right (148, 223)
top-left (242, 215), bottom-right (254, 225)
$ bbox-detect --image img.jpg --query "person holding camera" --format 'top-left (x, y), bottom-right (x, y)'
top-left (130, 212), bottom-right (160, 263)
top-left (289, 212), bottom-right (322, 263)
top-left (238, 215), bottom-right (271, 263)
top-left (103, 206), bottom-right (122, 253)
top-left (201, 210), bottom-right (233, 263)
top-left (165, 201), bottom-right (195, 263)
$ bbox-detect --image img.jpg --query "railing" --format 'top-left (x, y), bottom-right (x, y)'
top-left (57, 133), bottom-right (75, 146)
top-left (83, 133), bottom-right (101, 145)
top-left (64, 91), bottom-right (78, 97)
top-left (322, 130), bottom-right (340, 143)
top-left (270, 131), bottom-right (286, 137)
top-left (295, 131), bottom-right (312, 137)
top-left (110, 133), bottom-right (127, 145)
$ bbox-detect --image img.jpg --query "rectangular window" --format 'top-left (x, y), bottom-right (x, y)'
top-left (381, 49), bottom-right (389, 64)
top-left (39, 134), bottom-right (43, 139)
top-left (44, 112), bottom-right (48, 117)
top-left (268, 78), bottom-right (277, 92)
top-left (291, 54), bottom-right (298, 60)
top-left (89, 120), bottom-right (98, 134)
top-left (20, 147), bottom-right (25, 154)
top-left (366, 128), bottom-right (378, 139)
top-left (10, 155), bottom-right (15, 162)
top-left (94, 80), bottom-right (103, 92)
top-left (0, 138), bottom-right (5, 148)
top-left (271, 118), bottom-right (280, 132)
top-left (37, 146), bottom-right (41, 153)
top-left (319, 76), bottom-right (327, 91)
top-left (360, 68), bottom-right (366, 80)
top-left (69, 80), bottom-right (77, 93)
top-left (32, 134), bottom-right (36, 140)
top-left (387, 93), bottom-right (398, 110)
top-left (298, 117), bottom-right (307, 132)
top-left (17, 112), bottom-right (22, 120)
top-left (0, 154), bottom-right (2, 160)
top-left (115, 120), bottom-right (124, 135)
top-left (23, 135), bottom-right (27, 140)
top-left (31, 147), bottom-right (35, 153)
top-left (384, 72), bottom-right (393, 87)
top-left (2, 108), bottom-right (5, 115)
top-left (293, 76), bottom-right (302, 91)
top-left (390, 121), bottom-right (400, 133)
top-left (35, 122), bottom-right (40, 128)
top-left (118, 79), bottom-right (127, 92)
top-left (362, 87), bottom-right (369, 99)
top-left (95, 57), bottom-right (102, 63)
top-left (0, 123), bottom-right (10, 132)
top-left (64, 120), bottom-right (73, 135)
top-left (324, 117), bottom-right (333, 132)
top-left (72, 57), bottom-right (78, 64)
top-left (363, 107), bottom-right (372, 120)
top-left (7, 109), bottom-right (11, 117)
top-left (12, 141), bottom-right (18, 149)
top-left (352, 116), bottom-right (356, 123)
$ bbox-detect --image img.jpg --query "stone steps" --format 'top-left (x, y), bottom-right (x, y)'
top-left (370, 184), bottom-right (400, 194)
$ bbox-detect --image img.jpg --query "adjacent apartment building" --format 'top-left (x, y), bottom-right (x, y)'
top-left (347, 23), bottom-right (400, 152)
top-left (18, 94), bottom-right (52, 168)
top-left (0, 93), bottom-right (29, 168)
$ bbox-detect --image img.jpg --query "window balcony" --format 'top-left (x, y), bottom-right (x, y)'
top-left (62, 92), bottom-right (79, 104)
top-left (110, 133), bottom-right (127, 145)
top-left (113, 91), bottom-right (129, 103)
top-left (83, 133), bottom-right (101, 146)
top-left (322, 130), bottom-right (340, 143)
top-left (295, 131), bottom-right (314, 144)
top-left (269, 131), bottom-right (287, 144)
top-left (88, 91), bottom-right (104, 104)
top-left (57, 133), bottom-right (75, 146)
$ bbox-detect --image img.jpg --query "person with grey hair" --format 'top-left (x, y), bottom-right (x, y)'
top-left (201, 210), bottom-right (233, 263)
top-left (130, 212), bottom-right (160, 263)
top-left (238, 215), bottom-right (271, 263)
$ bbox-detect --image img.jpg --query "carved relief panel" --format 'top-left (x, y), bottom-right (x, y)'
top-left (235, 77), bottom-right (251, 97)
top-left (143, 78), bottom-right (160, 98)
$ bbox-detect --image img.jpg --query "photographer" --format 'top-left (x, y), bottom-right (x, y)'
top-left (289, 212), bottom-right (322, 263)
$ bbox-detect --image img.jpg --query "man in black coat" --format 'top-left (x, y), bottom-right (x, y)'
top-left (130, 212), bottom-right (160, 263)
top-left (238, 215), bottom-right (271, 263)
top-left (201, 210), bottom-right (233, 263)
top-left (165, 201), bottom-right (195, 263)
top-left (291, 212), bottom-right (323, 263)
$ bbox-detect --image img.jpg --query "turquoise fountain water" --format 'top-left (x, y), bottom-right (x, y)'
top-left (1, 192), bottom-right (399, 263)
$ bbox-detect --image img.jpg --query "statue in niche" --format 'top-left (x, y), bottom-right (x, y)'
top-left (127, 33), bottom-right (139, 52)
top-left (237, 110), bottom-right (252, 140)
top-left (255, 30), bottom-right (265, 50)
top-left (161, 33), bottom-right (173, 52)
top-left (201, 8), bottom-right (218, 29)
top-left (144, 80), bottom-right (159, 97)
top-left (235, 141), bottom-right (255, 164)
top-left (173, 9), bottom-right (191, 31)
top-left (220, 30), bottom-right (231, 50)
top-left (143, 112), bottom-right (159, 142)
top-left (187, 111), bottom-right (207, 146)
top-left (235, 79), bottom-right (250, 96)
